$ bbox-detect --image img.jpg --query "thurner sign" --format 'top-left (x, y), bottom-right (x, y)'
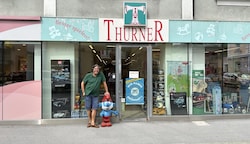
top-left (99, 18), bottom-right (169, 43)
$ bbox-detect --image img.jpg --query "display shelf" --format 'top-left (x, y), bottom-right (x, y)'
top-left (152, 64), bottom-right (166, 115)
top-left (71, 93), bottom-right (87, 118)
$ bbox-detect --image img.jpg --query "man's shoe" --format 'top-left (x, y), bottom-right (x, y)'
top-left (91, 124), bottom-right (100, 128)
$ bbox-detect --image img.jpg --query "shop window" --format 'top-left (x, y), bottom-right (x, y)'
top-left (1, 42), bottom-right (41, 120)
top-left (3, 42), bottom-right (35, 85)
top-left (152, 47), bottom-right (166, 115)
top-left (222, 44), bottom-right (250, 114)
top-left (199, 44), bottom-right (250, 115)
top-left (153, 44), bottom-right (189, 116)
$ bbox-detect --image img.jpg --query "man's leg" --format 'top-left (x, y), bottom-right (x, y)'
top-left (90, 109), bottom-right (96, 125)
top-left (87, 110), bottom-right (92, 123)
top-left (90, 96), bottom-right (99, 128)
top-left (85, 96), bottom-right (92, 127)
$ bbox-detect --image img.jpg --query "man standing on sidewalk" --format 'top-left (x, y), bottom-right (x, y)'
top-left (81, 64), bottom-right (109, 128)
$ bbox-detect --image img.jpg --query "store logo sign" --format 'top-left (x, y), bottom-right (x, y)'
top-left (123, 2), bottom-right (147, 26)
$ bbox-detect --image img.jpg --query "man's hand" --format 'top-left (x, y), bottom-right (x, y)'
top-left (104, 92), bottom-right (110, 96)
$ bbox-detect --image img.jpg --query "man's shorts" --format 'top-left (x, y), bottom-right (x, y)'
top-left (85, 95), bottom-right (99, 110)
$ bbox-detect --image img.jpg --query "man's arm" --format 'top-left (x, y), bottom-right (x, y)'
top-left (81, 81), bottom-right (85, 96)
top-left (103, 81), bottom-right (109, 95)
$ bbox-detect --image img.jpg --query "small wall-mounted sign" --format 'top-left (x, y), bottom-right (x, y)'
top-left (123, 2), bottom-right (147, 26)
top-left (129, 71), bottom-right (139, 78)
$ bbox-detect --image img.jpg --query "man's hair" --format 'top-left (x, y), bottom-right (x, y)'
top-left (92, 64), bottom-right (101, 70)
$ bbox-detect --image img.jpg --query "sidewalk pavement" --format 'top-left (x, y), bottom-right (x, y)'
top-left (0, 118), bottom-right (250, 144)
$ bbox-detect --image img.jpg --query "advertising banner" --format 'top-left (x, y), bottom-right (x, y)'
top-left (42, 17), bottom-right (99, 41)
top-left (167, 61), bottom-right (189, 93)
top-left (125, 78), bottom-right (144, 105)
top-left (170, 20), bottom-right (250, 43)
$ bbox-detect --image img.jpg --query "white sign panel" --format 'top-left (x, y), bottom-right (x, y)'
top-left (99, 18), bottom-right (169, 42)
top-left (129, 71), bottom-right (139, 78)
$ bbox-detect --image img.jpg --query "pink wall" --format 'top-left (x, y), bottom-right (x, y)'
top-left (1, 81), bottom-right (41, 120)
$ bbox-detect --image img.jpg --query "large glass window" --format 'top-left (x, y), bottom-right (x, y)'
top-left (152, 44), bottom-right (189, 116)
top-left (222, 44), bottom-right (250, 114)
top-left (193, 43), bottom-right (250, 115)
top-left (0, 42), bottom-right (41, 120)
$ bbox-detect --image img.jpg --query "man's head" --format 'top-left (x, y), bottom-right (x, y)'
top-left (92, 64), bottom-right (100, 76)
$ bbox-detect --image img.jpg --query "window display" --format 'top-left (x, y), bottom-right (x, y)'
top-left (192, 70), bottom-right (211, 114)
top-left (71, 93), bottom-right (87, 118)
top-left (51, 60), bottom-right (71, 118)
top-left (152, 52), bottom-right (166, 115)
top-left (202, 44), bottom-right (250, 115)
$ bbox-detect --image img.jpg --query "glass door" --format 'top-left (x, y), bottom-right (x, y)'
top-left (116, 44), bottom-right (151, 121)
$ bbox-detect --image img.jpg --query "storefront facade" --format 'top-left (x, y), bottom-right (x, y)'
top-left (2, 0), bottom-right (250, 122)
top-left (2, 16), bottom-right (250, 122)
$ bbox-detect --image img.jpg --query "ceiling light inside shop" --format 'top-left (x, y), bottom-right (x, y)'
top-left (125, 56), bottom-right (131, 62)
top-left (96, 54), bottom-right (102, 62)
top-left (138, 47), bottom-right (143, 50)
top-left (214, 50), bottom-right (223, 53)
top-left (102, 60), bottom-right (107, 65)
top-left (106, 45), bottom-right (115, 48)
top-left (214, 49), bottom-right (227, 53)
top-left (92, 49), bottom-right (97, 54)
top-left (124, 60), bottom-right (136, 65)
top-left (89, 45), bottom-right (94, 50)
top-left (152, 48), bottom-right (160, 52)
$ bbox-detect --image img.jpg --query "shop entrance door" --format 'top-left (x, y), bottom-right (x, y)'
top-left (115, 44), bottom-right (152, 121)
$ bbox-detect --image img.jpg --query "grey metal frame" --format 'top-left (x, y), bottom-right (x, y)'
top-left (147, 45), bottom-right (152, 119)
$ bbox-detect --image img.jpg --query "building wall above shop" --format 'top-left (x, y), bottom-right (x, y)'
top-left (2, 0), bottom-right (250, 21)
top-left (56, 0), bottom-right (182, 19)
top-left (0, 0), bottom-right (43, 16)
top-left (195, 0), bottom-right (250, 21)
